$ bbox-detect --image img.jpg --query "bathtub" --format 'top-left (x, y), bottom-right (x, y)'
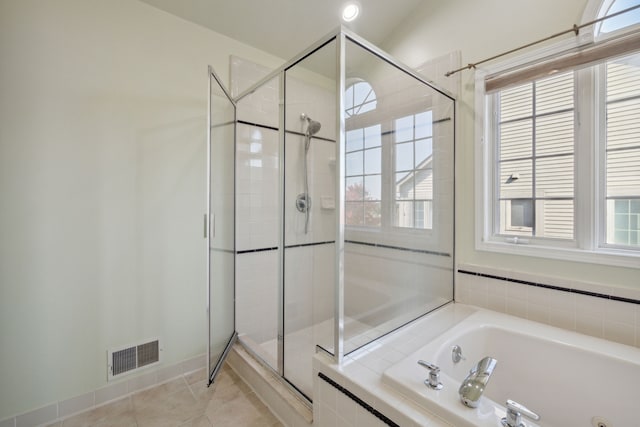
top-left (382, 305), bottom-right (639, 427)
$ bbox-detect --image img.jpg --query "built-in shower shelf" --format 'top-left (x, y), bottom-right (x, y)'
top-left (321, 196), bottom-right (335, 209)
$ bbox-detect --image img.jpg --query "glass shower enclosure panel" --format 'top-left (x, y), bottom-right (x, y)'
top-left (207, 67), bottom-right (236, 384)
top-left (283, 39), bottom-right (337, 398)
top-left (234, 74), bottom-right (281, 372)
top-left (342, 38), bottom-right (455, 354)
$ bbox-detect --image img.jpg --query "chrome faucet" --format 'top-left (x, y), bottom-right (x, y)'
top-left (502, 400), bottom-right (540, 427)
top-left (417, 360), bottom-right (443, 390)
top-left (458, 356), bottom-right (497, 408)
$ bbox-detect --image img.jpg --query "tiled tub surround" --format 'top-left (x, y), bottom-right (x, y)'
top-left (313, 304), bottom-right (473, 427)
top-left (383, 306), bottom-right (639, 427)
top-left (455, 264), bottom-right (640, 348)
top-left (313, 299), bottom-right (640, 427)
top-left (343, 242), bottom-right (453, 353)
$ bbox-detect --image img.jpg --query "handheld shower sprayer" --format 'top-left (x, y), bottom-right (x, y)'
top-left (296, 113), bottom-right (322, 234)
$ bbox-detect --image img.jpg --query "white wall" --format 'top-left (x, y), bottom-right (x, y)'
top-left (0, 0), bottom-right (283, 420)
top-left (383, 0), bottom-right (639, 290)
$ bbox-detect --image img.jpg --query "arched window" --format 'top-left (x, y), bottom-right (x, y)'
top-left (594, 0), bottom-right (640, 35)
top-left (344, 80), bottom-right (377, 117)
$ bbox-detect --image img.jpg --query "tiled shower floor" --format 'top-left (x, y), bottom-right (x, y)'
top-left (46, 364), bottom-right (282, 427)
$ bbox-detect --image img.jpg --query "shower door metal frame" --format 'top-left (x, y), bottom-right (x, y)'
top-left (207, 65), bottom-right (238, 386)
top-left (231, 25), bottom-right (456, 369)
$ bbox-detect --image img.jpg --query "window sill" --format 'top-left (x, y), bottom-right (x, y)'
top-left (476, 239), bottom-right (640, 269)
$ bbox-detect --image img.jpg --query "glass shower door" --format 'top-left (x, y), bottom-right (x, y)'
top-left (207, 66), bottom-right (237, 384)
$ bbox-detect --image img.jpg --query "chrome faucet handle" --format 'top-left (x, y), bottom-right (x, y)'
top-left (452, 345), bottom-right (466, 363)
top-left (417, 360), bottom-right (443, 390)
top-left (502, 400), bottom-right (540, 427)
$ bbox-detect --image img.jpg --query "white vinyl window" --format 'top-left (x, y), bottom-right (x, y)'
top-left (603, 53), bottom-right (640, 247)
top-left (344, 80), bottom-right (435, 231)
top-left (345, 125), bottom-right (382, 227)
top-left (394, 112), bottom-right (434, 230)
top-left (477, 1), bottom-right (640, 267)
top-left (496, 72), bottom-right (575, 240)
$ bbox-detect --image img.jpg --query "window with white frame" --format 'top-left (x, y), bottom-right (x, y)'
top-left (496, 72), bottom-right (575, 239)
top-left (344, 81), bottom-right (435, 231)
top-left (394, 111), bottom-right (434, 229)
top-left (604, 53), bottom-right (640, 247)
top-left (346, 124), bottom-right (382, 227)
top-left (478, 0), bottom-right (640, 265)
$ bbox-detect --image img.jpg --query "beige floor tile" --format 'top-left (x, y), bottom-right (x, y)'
top-left (134, 388), bottom-right (201, 427)
top-left (132, 377), bottom-right (189, 409)
top-left (185, 368), bottom-right (208, 385)
top-left (62, 397), bottom-right (134, 427)
top-left (56, 363), bottom-right (280, 427)
top-left (179, 415), bottom-right (213, 427)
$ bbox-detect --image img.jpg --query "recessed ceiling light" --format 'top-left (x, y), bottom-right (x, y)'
top-left (342, 3), bottom-right (360, 22)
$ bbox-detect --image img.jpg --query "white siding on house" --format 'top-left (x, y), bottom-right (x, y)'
top-left (497, 71), bottom-right (575, 239)
top-left (606, 56), bottom-right (640, 246)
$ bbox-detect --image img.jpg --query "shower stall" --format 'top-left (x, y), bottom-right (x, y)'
top-left (207, 28), bottom-right (455, 402)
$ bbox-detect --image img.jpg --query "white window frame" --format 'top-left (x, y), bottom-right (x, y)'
top-left (344, 79), bottom-right (447, 248)
top-left (345, 114), bottom-right (437, 243)
top-left (475, 34), bottom-right (640, 268)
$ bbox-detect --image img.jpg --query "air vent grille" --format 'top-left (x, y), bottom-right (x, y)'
top-left (112, 347), bottom-right (137, 376)
top-left (137, 341), bottom-right (159, 368)
top-left (108, 339), bottom-right (160, 380)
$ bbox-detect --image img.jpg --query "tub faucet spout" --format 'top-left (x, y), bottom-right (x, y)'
top-left (458, 356), bottom-right (497, 408)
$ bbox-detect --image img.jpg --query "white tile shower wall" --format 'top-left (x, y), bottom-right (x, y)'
top-left (237, 75), bottom-right (280, 129)
top-left (232, 55), bottom-right (337, 139)
top-left (230, 56), bottom-right (275, 98)
top-left (455, 265), bottom-right (640, 348)
top-left (236, 251), bottom-right (279, 359)
top-left (284, 74), bottom-right (337, 143)
top-left (345, 243), bottom-right (452, 320)
top-left (284, 244), bottom-right (335, 397)
top-left (285, 138), bottom-right (336, 246)
top-left (236, 124), bottom-right (279, 252)
top-left (284, 245), bottom-right (334, 334)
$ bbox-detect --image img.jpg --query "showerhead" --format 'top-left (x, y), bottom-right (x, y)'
top-left (306, 119), bottom-right (321, 136)
top-left (301, 113), bottom-right (322, 137)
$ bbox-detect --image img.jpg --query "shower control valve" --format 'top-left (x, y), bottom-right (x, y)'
top-left (296, 193), bottom-right (311, 213)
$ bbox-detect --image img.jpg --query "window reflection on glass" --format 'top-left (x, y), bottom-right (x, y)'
top-left (393, 111), bottom-right (434, 229)
top-left (346, 123), bottom-right (382, 227)
top-left (345, 81), bottom-right (377, 117)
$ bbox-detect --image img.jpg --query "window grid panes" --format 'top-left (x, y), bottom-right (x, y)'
top-left (345, 81), bottom-right (377, 118)
top-left (394, 111), bottom-right (434, 229)
top-left (496, 71), bottom-right (575, 239)
top-left (480, 0), bottom-right (640, 261)
top-left (345, 125), bottom-right (382, 227)
top-left (605, 53), bottom-right (640, 247)
top-left (598, 0), bottom-right (640, 34)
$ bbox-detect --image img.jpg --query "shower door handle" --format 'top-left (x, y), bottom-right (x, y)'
top-left (204, 214), bottom-right (207, 238)
top-left (204, 214), bottom-right (215, 238)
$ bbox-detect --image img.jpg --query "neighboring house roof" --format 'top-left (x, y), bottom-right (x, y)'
top-left (396, 155), bottom-right (433, 196)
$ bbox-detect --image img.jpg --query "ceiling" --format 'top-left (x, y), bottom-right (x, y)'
top-left (139, 0), bottom-right (424, 61)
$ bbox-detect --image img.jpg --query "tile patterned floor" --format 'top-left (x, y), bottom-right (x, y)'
top-left (46, 363), bottom-right (283, 427)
